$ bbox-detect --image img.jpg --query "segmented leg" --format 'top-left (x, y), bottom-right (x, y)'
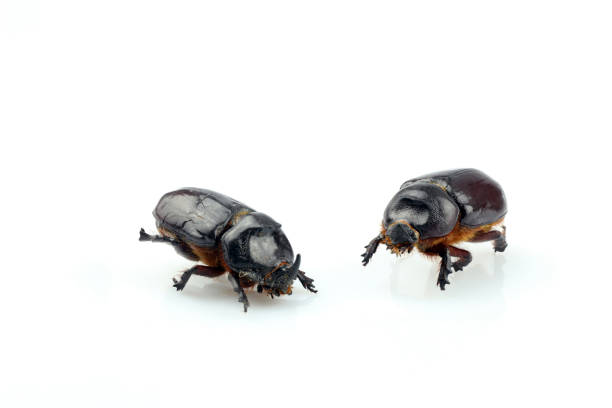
top-left (362, 234), bottom-right (383, 266)
top-left (297, 270), bottom-right (317, 293)
top-left (423, 246), bottom-right (453, 290)
top-left (227, 272), bottom-right (250, 313)
top-left (448, 246), bottom-right (472, 272)
top-left (437, 247), bottom-right (453, 290)
top-left (172, 265), bottom-right (226, 291)
top-left (469, 226), bottom-right (507, 252)
top-left (139, 228), bottom-right (199, 261)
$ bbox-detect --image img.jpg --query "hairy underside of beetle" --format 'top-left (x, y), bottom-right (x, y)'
top-left (419, 218), bottom-right (504, 252)
top-left (381, 218), bottom-right (505, 256)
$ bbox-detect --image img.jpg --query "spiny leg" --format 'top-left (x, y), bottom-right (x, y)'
top-left (437, 247), bottom-right (453, 290)
top-left (362, 234), bottom-right (383, 266)
top-left (469, 226), bottom-right (507, 252)
top-left (297, 270), bottom-right (317, 293)
top-left (448, 246), bottom-right (472, 272)
top-left (139, 228), bottom-right (199, 261)
top-left (424, 246), bottom-right (453, 290)
top-left (172, 265), bottom-right (226, 291)
top-left (227, 272), bottom-right (250, 313)
top-left (496, 226), bottom-right (507, 252)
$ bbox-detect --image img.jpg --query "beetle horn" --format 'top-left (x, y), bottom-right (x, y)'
top-left (286, 253), bottom-right (301, 278)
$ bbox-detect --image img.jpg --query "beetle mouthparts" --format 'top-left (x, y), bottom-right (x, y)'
top-left (264, 254), bottom-right (301, 292)
top-left (387, 222), bottom-right (418, 245)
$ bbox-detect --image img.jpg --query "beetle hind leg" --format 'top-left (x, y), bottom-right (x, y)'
top-left (172, 265), bottom-right (226, 291)
top-left (139, 228), bottom-right (199, 261)
top-left (495, 226), bottom-right (508, 252)
top-left (469, 226), bottom-right (507, 253)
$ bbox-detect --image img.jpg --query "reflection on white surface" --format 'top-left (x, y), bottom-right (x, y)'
top-left (1, 219), bottom-right (607, 408)
top-left (389, 245), bottom-right (506, 299)
top-left (388, 245), bottom-right (508, 321)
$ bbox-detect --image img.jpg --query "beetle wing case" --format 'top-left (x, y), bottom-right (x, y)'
top-left (153, 188), bottom-right (253, 248)
top-left (402, 168), bottom-right (507, 227)
top-left (221, 212), bottom-right (294, 281)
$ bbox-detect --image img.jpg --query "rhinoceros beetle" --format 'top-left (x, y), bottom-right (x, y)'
top-left (362, 168), bottom-right (507, 290)
top-left (140, 188), bottom-right (316, 312)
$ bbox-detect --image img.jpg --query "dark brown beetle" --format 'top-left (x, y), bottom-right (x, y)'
top-left (361, 169), bottom-right (507, 290)
top-left (139, 188), bottom-right (316, 312)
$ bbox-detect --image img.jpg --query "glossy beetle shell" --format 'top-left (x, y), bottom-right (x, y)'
top-left (384, 182), bottom-right (460, 240)
top-left (220, 212), bottom-right (294, 275)
top-left (384, 168), bottom-right (507, 240)
top-left (153, 188), bottom-right (294, 278)
top-left (400, 168), bottom-right (507, 228)
top-left (154, 188), bottom-right (253, 248)
top-left (363, 168), bottom-right (508, 291)
top-left (141, 188), bottom-right (316, 311)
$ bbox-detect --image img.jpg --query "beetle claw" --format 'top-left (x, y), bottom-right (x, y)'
top-left (437, 277), bottom-right (450, 290)
top-left (494, 242), bottom-right (508, 252)
top-left (240, 299), bottom-right (249, 312)
top-left (237, 293), bottom-right (250, 312)
top-left (173, 282), bottom-right (186, 291)
top-left (297, 271), bottom-right (317, 293)
top-left (437, 268), bottom-right (452, 291)
top-left (172, 273), bottom-right (189, 291)
top-left (362, 234), bottom-right (383, 266)
top-left (139, 228), bottom-right (152, 241)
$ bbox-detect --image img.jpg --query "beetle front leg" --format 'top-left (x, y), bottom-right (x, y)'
top-left (362, 234), bottom-right (383, 266)
top-left (227, 272), bottom-right (250, 313)
top-left (424, 246), bottom-right (454, 290)
top-left (297, 270), bottom-right (317, 293)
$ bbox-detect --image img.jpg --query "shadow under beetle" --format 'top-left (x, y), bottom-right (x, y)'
top-left (362, 168), bottom-right (507, 290)
top-left (140, 188), bottom-right (316, 312)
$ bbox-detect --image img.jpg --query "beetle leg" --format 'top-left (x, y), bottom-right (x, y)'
top-left (437, 247), bottom-right (454, 290)
top-left (172, 265), bottom-right (226, 291)
top-left (422, 246), bottom-right (454, 290)
top-left (362, 234), bottom-right (383, 266)
top-left (139, 228), bottom-right (199, 261)
top-left (469, 226), bottom-right (507, 252)
top-left (297, 270), bottom-right (317, 293)
top-left (448, 246), bottom-right (472, 272)
top-left (227, 272), bottom-right (250, 313)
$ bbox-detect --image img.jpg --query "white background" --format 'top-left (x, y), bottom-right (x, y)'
top-left (1, 1), bottom-right (611, 407)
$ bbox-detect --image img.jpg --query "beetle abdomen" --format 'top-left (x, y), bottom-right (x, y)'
top-left (153, 188), bottom-right (253, 248)
top-left (402, 168), bottom-right (507, 227)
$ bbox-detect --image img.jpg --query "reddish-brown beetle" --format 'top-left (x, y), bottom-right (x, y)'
top-left (362, 169), bottom-right (507, 290)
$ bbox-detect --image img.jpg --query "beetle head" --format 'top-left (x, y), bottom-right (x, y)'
top-left (222, 212), bottom-right (299, 296)
top-left (258, 254), bottom-right (301, 296)
top-left (385, 221), bottom-right (419, 253)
